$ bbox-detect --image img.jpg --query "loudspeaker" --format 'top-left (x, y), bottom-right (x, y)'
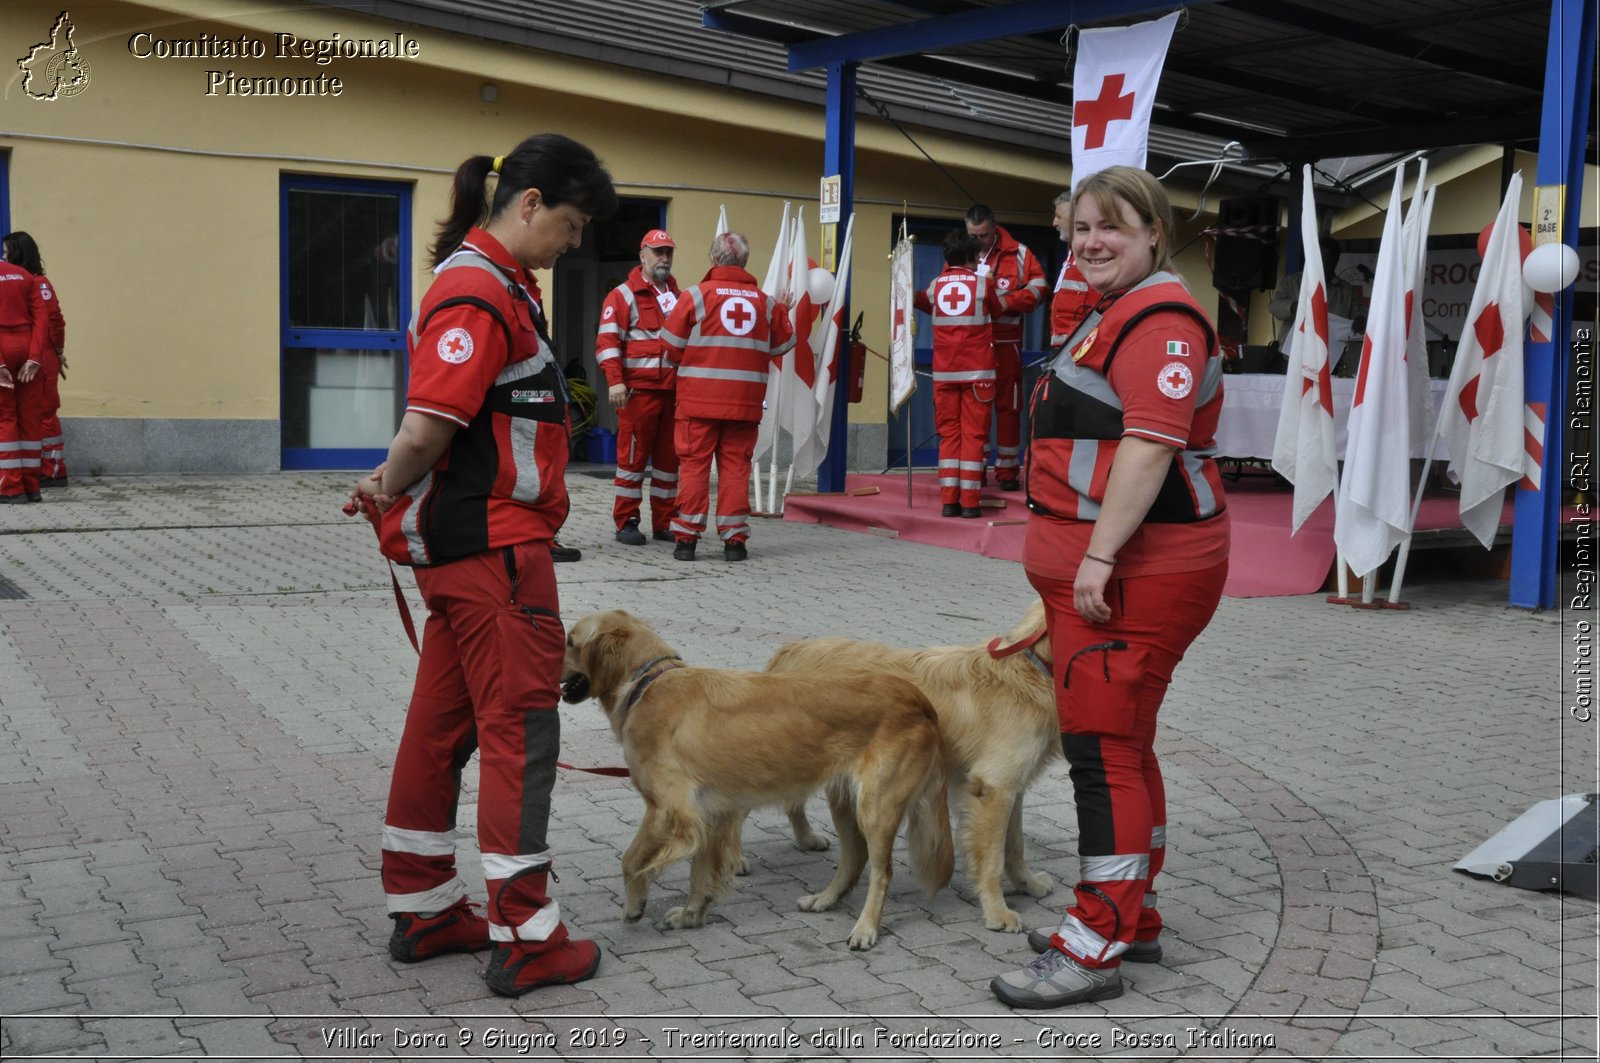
top-left (1212, 197), bottom-right (1279, 291)
top-left (1455, 793), bottom-right (1600, 900)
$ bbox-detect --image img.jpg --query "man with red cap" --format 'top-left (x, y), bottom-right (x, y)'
top-left (596, 229), bottom-right (682, 545)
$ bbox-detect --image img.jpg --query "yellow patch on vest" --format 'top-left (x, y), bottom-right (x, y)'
top-left (1071, 326), bottom-right (1099, 362)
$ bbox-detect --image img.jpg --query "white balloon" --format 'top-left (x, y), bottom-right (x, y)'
top-left (1523, 242), bottom-right (1580, 293)
top-left (807, 266), bottom-right (835, 305)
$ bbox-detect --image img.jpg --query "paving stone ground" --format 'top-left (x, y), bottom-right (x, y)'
top-left (0, 470), bottom-right (1594, 1061)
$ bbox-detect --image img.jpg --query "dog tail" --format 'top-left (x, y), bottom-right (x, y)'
top-left (907, 740), bottom-right (955, 896)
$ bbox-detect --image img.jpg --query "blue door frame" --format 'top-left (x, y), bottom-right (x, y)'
top-left (280, 175), bottom-right (412, 470)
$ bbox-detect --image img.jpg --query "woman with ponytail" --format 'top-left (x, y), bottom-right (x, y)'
top-left (347, 133), bottom-right (617, 998)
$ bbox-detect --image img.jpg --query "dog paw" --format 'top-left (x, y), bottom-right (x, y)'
top-left (846, 926), bottom-right (879, 950)
top-left (796, 892), bottom-right (837, 912)
top-left (984, 908), bottom-right (1024, 933)
top-left (796, 834), bottom-right (832, 852)
top-left (1010, 871), bottom-right (1054, 898)
top-left (622, 905), bottom-right (646, 923)
top-left (661, 906), bottom-right (706, 929)
top-left (736, 856), bottom-right (752, 876)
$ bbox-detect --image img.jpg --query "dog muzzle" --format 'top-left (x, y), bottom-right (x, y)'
top-left (560, 672), bottom-right (591, 704)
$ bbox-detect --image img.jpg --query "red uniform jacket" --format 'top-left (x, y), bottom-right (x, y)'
top-left (976, 226), bottom-right (1046, 347)
top-left (0, 262), bottom-right (48, 362)
top-left (660, 265), bottom-right (795, 422)
top-left (1050, 253), bottom-right (1097, 348)
top-left (914, 266), bottom-right (1003, 382)
top-left (379, 229), bottom-right (571, 566)
top-left (1026, 273), bottom-right (1226, 524)
top-left (595, 266), bottom-right (681, 391)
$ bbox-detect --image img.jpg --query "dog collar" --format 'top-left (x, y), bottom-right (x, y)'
top-left (987, 629), bottom-right (1052, 679)
top-left (620, 655), bottom-right (684, 717)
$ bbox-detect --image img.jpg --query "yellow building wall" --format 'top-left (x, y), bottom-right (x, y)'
top-left (2, 0), bottom-right (1076, 435)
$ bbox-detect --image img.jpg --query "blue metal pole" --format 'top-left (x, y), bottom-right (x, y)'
top-left (1510, 0), bottom-right (1596, 608)
top-left (818, 60), bottom-right (857, 493)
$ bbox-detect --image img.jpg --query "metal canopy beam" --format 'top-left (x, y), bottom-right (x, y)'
top-left (1223, 0), bottom-right (1546, 94)
top-left (1242, 109), bottom-right (1543, 160)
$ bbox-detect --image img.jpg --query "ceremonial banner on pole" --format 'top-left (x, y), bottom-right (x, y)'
top-left (754, 203), bottom-right (793, 461)
top-left (1271, 164), bottom-right (1337, 533)
top-left (1070, 11), bottom-right (1178, 186)
top-left (799, 213), bottom-right (854, 474)
top-left (1436, 173), bottom-right (1529, 548)
top-left (778, 211), bottom-right (821, 470)
top-left (889, 229), bottom-right (916, 413)
top-left (1400, 164), bottom-right (1437, 457)
top-left (1334, 166), bottom-right (1413, 578)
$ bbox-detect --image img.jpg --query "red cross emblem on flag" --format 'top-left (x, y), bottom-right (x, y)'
top-left (720, 296), bottom-right (757, 336)
top-left (1074, 73), bottom-right (1136, 150)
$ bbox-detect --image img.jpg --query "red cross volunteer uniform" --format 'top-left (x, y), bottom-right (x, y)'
top-left (597, 230), bottom-right (681, 538)
top-left (1023, 270), bottom-right (1229, 970)
top-left (1050, 251), bottom-right (1097, 350)
top-left (375, 228), bottom-right (579, 973)
top-left (915, 265), bottom-right (1004, 512)
top-left (659, 264), bottom-right (794, 552)
top-left (976, 226), bottom-right (1046, 484)
top-left (0, 261), bottom-right (48, 501)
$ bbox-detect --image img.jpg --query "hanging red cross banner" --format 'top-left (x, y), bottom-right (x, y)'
top-left (1071, 11), bottom-right (1179, 187)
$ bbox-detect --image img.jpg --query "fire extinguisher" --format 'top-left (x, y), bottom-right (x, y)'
top-left (848, 312), bottom-right (866, 404)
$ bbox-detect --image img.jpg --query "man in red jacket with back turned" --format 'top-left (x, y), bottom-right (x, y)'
top-left (966, 204), bottom-right (1046, 490)
top-left (659, 231), bottom-right (794, 562)
top-left (596, 229), bottom-right (682, 545)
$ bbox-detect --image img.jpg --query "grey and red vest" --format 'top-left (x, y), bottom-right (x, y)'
top-left (1025, 272), bottom-right (1226, 524)
top-left (379, 247), bottom-right (571, 566)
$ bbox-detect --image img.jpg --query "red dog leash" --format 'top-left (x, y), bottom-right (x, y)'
top-left (987, 626), bottom-right (1053, 679)
top-left (344, 494), bottom-right (629, 778)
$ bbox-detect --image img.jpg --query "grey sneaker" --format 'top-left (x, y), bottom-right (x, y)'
top-left (990, 947), bottom-right (1122, 1009)
top-left (1027, 925), bottom-right (1162, 963)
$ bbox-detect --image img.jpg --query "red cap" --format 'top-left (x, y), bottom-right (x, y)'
top-left (640, 229), bottom-right (676, 250)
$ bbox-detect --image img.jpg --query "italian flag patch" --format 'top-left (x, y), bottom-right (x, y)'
top-left (1166, 340), bottom-right (1190, 357)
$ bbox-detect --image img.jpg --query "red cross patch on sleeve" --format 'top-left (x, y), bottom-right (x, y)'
top-left (437, 327), bottom-right (474, 364)
top-left (1157, 361), bottom-right (1194, 399)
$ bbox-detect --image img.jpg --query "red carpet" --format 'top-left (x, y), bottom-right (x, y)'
top-left (782, 471), bottom-right (1516, 599)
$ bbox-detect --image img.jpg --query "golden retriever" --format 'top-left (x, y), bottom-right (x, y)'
top-left (766, 601), bottom-right (1059, 932)
top-left (560, 610), bottom-right (954, 949)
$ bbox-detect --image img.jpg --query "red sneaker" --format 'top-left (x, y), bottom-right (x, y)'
top-left (484, 938), bottom-right (601, 997)
top-left (388, 899), bottom-right (490, 963)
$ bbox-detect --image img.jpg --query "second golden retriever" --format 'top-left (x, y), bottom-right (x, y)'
top-left (560, 609), bottom-right (954, 949)
top-left (766, 602), bottom-right (1060, 931)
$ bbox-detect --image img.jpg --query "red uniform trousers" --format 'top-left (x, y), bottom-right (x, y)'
top-left (38, 349), bottom-right (64, 480)
top-left (0, 328), bottom-right (44, 498)
top-left (381, 541), bottom-right (572, 955)
top-left (670, 417), bottom-right (756, 545)
top-left (611, 388), bottom-right (678, 533)
top-left (934, 381), bottom-right (992, 508)
top-left (990, 340), bottom-right (1024, 480)
top-left (1029, 560), bottom-right (1227, 968)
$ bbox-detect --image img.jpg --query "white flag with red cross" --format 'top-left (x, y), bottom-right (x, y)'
top-left (1070, 11), bottom-right (1179, 186)
top-left (797, 213), bottom-right (854, 474)
top-left (754, 203), bottom-right (793, 461)
top-left (1400, 170), bottom-right (1438, 459)
top-left (1334, 166), bottom-right (1413, 578)
top-left (771, 211), bottom-right (822, 467)
top-left (1437, 173), bottom-right (1529, 549)
top-left (1271, 165), bottom-right (1338, 534)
